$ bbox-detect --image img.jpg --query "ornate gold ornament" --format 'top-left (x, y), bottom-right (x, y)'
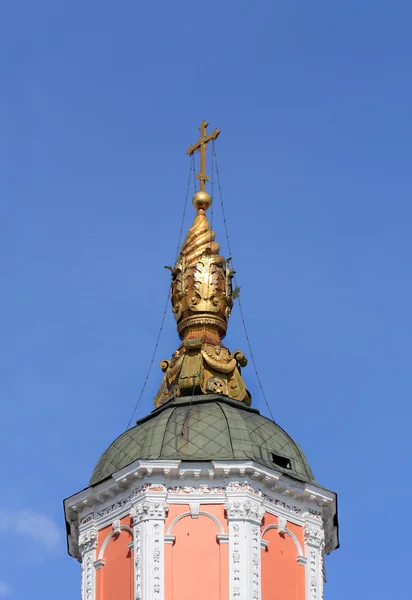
top-left (154, 122), bottom-right (251, 408)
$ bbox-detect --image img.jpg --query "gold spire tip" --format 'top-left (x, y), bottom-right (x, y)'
top-left (187, 120), bottom-right (220, 198)
top-left (153, 121), bottom-right (251, 408)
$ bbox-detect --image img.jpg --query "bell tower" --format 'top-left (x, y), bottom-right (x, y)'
top-left (64, 122), bottom-right (338, 600)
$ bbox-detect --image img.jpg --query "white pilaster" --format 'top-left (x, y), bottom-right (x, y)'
top-left (131, 498), bottom-right (168, 600)
top-left (78, 526), bottom-right (98, 600)
top-left (225, 497), bottom-right (264, 600)
top-left (304, 524), bottom-right (325, 600)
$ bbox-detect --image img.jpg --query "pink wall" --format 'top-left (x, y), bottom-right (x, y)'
top-left (261, 513), bottom-right (305, 600)
top-left (165, 504), bottom-right (228, 600)
top-left (96, 517), bottom-right (133, 600)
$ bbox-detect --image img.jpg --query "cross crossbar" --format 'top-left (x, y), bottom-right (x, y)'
top-left (186, 120), bottom-right (220, 191)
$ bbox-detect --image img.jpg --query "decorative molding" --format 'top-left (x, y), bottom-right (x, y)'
top-left (225, 500), bottom-right (264, 525)
top-left (64, 459), bottom-right (337, 600)
top-left (227, 482), bottom-right (259, 494)
top-left (130, 501), bottom-right (168, 523)
top-left (82, 479), bottom-right (322, 532)
top-left (261, 524), bottom-right (304, 558)
top-left (82, 550), bottom-right (94, 600)
top-left (225, 493), bottom-right (263, 600)
top-left (93, 484), bottom-right (166, 520)
top-left (251, 526), bottom-right (260, 600)
top-left (321, 550), bottom-right (326, 600)
top-left (228, 518), bottom-right (262, 600)
top-left (232, 523), bottom-right (241, 598)
top-left (67, 458), bottom-right (334, 513)
top-left (166, 511), bottom-right (224, 535)
top-left (131, 499), bottom-right (167, 600)
top-left (65, 457), bottom-right (337, 575)
top-left (79, 525), bottom-right (98, 600)
top-left (153, 523), bottom-right (161, 598)
top-left (278, 515), bottom-right (287, 534)
top-left (98, 525), bottom-right (133, 560)
top-left (304, 524), bottom-right (325, 549)
top-left (322, 550), bottom-right (327, 583)
top-left (81, 512), bottom-right (94, 526)
top-left (167, 484), bottom-right (225, 495)
top-left (164, 535), bottom-right (176, 545)
top-left (112, 519), bottom-right (121, 534)
top-left (78, 527), bottom-right (98, 554)
top-left (261, 492), bottom-right (303, 516)
top-left (134, 524), bottom-right (142, 600)
top-left (303, 526), bottom-right (325, 600)
top-left (309, 548), bottom-right (317, 600)
top-left (189, 502), bottom-right (200, 518)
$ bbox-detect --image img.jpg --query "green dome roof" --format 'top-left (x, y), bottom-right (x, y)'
top-left (90, 395), bottom-right (315, 486)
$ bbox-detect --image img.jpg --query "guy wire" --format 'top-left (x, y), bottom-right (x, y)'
top-left (127, 155), bottom-right (195, 428)
top-left (212, 140), bottom-right (276, 423)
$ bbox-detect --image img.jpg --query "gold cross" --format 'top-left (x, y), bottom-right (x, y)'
top-left (186, 120), bottom-right (220, 192)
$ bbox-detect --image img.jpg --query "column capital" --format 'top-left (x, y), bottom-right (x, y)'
top-left (304, 524), bottom-right (325, 549)
top-left (78, 526), bottom-right (98, 555)
top-left (225, 499), bottom-right (264, 525)
top-left (131, 500), bottom-right (168, 524)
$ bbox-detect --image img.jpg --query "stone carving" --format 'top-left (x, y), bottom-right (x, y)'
top-left (310, 549), bottom-right (317, 600)
top-left (96, 498), bottom-right (129, 519)
top-left (278, 515), bottom-right (287, 534)
top-left (81, 512), bottom-right (94, 526)
top-left (112, 519), bottom-right (121, 535)
top-left (261, 492), bottom-right (302, 514)
top-left (167, 485), bottom-right (225, 495)
top-left (83, 551), bottom-right (93, 600)
top-left (153, 523), bottom-right (161, 598)
top-left (252, 526), bottom-right (260, 599)
top-left (81, 554), bottom-right (85, 600)
top-left (227, 482), bottom-right (261, 495)
top-left (232, 523), bottom-right (241, 598)
top-left (304, 524), bottom-right (325, 548)
top-left (225, 500), bottom-right (264, 524)
top-left (79, 528), bottom-right (98, 600)
top-left (78, 527), bottom-right (98, 554)
top-left (130, 501), bottom-right (168, 523)
top-left (134, 525), bottom-right (141, 600)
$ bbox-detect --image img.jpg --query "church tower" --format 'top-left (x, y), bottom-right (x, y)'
top-left (64, 122), bottom-right (339, 600)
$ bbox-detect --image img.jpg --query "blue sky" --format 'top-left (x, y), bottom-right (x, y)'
top-left (1, 1), bottom-right (411, 597)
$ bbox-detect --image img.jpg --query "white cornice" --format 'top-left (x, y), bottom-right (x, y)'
top-left (64, 458), bottom-right (338, 561)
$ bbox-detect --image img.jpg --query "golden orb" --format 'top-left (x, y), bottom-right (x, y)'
top-left (192, 191), bottom-right (212, 211)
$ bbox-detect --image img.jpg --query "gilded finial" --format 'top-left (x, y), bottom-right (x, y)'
top-left (192, 191), bottom-right (212, 211)
top-left (153, 123), bottom-right (251, 409)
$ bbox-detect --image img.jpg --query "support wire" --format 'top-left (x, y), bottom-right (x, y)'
top-left (212, 141), bottom-right (276, 423)
top-left (126, 155), bottom-right (195, 428)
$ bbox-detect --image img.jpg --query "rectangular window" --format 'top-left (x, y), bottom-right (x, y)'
top-left (271, 453), bottom-right (291, 469)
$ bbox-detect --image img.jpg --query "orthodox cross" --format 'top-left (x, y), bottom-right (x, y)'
top-left (186, 120), bottom-right (220, 192)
